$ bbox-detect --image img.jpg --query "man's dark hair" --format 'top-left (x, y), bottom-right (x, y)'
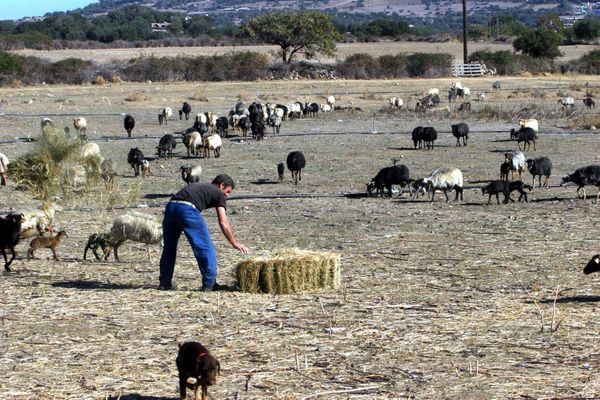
top-left (212, 174), bottom-right (235, 189)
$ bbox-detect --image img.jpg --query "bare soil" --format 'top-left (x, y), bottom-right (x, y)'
top-left (1, 75), bottom-right (600, 399)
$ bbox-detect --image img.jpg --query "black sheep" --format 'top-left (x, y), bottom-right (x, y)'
top-left (176, 342), bottom-right (220, 400)
top-left (127, 147), bottom-right (144, 177)
top-left (286, 151), bottom-right (306, 185)
top-left (0, 213), bottom-right (23, 271)
top-left (277, 163), bottom-right (285, 182)
top-left (584, 255), bottom-right (600, 274)
top-left (583, 97), bottom-right (595, 110)
top-left (526, 157), bottom-right (552, 188)
top-left (500, 161), bottom-right (511, 181)
top-left (304, 102), bottom-right (319, 118)
top-left (157, 134), bottom-right (176, 158)
top-left (250, 121), bottom-right (265, 141)
top-left (367, 165), bottom-right (410, 197)
top-left (451, 122), bottom-right (469, 147)
top-left (181, 102), bottom-right (192, 120)
top-left (482, 180), bottom-right (532, 204)
top-left (411, 126), bottom-right (424, 149)
top-left (240, 117), bottom-right (252, 137)
top-left (123, 115), bottom-right (135, 138)
top-left (561, 165), bottom-right (600, 200)
top-left (511, 127), bottom-right (537, 151)
top-left (481, 180), bottom-right (510, 205)
top-left (216, 116), bottom-right (229, 136)
top-left (506, 181), bottom-right (533, 203)
top-left (422, 126), bottom-right (437, 150)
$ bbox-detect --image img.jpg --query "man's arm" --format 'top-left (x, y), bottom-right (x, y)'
top-left (216, 206), bottom-right (250, 254)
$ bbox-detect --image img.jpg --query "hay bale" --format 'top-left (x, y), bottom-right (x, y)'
top-left (236, 248), bottom-right (341, 294)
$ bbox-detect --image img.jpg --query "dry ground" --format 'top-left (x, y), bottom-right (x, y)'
top-left (1, 75), bottom-right (600, 399)
top-left (11, 42), bottom-right (599, 64)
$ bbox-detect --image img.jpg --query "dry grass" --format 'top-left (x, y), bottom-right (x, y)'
top-left (1, 75), bottom-right (600, 399)
top-left (124, 91), bottom-right (150, 102)
top-left (10, 42), bottom-right (597, 64)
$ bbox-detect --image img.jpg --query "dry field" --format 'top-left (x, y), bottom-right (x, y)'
top-left (11, 42), bottom-right (599, 65)
top-left (1, 75), bottom-right (600, 399)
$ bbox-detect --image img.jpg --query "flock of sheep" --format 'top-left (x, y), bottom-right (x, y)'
top-left (1, 78), bottom-right (599, 274)
top-left (0, 93), bottom-right (327, 272)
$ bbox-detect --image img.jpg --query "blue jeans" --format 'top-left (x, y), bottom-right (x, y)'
top-left (159, 202), bottom-right (217, 290)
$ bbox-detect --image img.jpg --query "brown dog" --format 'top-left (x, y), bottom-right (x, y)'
top-left (176, 341), bottom-right (220, 400)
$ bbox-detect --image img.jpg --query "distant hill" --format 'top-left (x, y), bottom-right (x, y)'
top-left (79, 0), bottom-right (572, 17)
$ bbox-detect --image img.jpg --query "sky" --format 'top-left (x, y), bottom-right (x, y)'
top-left (3, 0), bottom-right (95, 21)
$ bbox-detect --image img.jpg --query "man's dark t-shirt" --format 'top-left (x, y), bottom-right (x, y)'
top-left (171, 182), bottom-right (226, 211)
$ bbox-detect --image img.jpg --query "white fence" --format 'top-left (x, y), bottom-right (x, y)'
top-left (451, 63), bottom-right (485, 77)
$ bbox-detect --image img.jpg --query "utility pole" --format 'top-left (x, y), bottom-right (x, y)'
top-left (463, 0), bottom-right (468, 64)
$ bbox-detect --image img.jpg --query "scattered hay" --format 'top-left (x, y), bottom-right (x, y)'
top-left (189, 91), bottom-right (209, 102)
top-left (124, 91), bottom-right (149, 102)
top-left (236, 248), bottom-right (341, 294)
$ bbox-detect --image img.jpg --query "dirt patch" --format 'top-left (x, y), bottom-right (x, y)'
top-left (1, 75), bottom-right (600, 399)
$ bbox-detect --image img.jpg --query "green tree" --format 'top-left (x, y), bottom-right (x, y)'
top-left (573, 17), bottom-right (600, 41)
top-left (536, 13), bottom-right (565, 36)
top-left (513, 28), bottom-right (563, 58)
top-left (245, 11), bottom-right (341, 64)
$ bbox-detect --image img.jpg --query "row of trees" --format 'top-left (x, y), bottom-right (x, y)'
top-left (0, 6), bottom-right (599, 64)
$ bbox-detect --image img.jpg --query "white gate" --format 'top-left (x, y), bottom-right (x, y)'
top-left (451, 63), bottom-right (485, 77)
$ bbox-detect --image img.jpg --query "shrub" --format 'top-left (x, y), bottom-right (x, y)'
top-left (0, 51), bottom-right (23, 74)
top-left (406, 53), bottom-right (452, 78)
top-left (337, 53), bottom-right (378, 79)
top-left (48, 58), bottom-right (93, 84)
top-left (469, 50), bottom-right (555, 75)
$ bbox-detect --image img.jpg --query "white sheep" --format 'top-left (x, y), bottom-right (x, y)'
top-left (206, 112), bottom-right (218, 132)
top-left (477, 93), bottom-right (486, 102)
top-left (389, 97), bottom-right (403, 109)
top-left (452, 81), bottom-right (463, 90)
top-left (159, 107), bottom-right (173, 125)
top-left (183, 131), bottom-right (203, 157)
top-left (80, 142), bottom-right (100, 159)
top-left (0, 152), bottom-right (9, 186)
top-left (180, 164), bottom-right (202, 184)
top-left (320, 104), bottom-right (332, 112)
top-left (73, 117), bottom-right (87, 136)
top-left (420, 167), bottom-right (464, 202)
top-left (202, 134), bottom-right (222, 158)
top-left (505, 151), bottom-right (526, 180)
top-left (196, 113), bottom-right (207, 124)
top-left (288, 103), bottom-right (302, 119)
top-left (428, 88), bottom-right (439, 96)
top-left (110, 211), bottom-right (163, 261)
top-left (518, 118), bottom-right (539, 133)
top-left (141, 159), bottom-right (151, 178)
top-left (462, 87), bottom-right (471, 97)
top-left (558, 96), bottom-right (575, 109)
top-left (326, 95), bottom-right (335, 107)
top-left (19, 202), bottom-right (62, 239)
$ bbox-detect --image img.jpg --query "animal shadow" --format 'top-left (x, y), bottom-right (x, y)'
top-left (144, 193), bottom-right (172, 199)
top-left (52, 280), bottom-right (148, 290)
top-left (489, 149), bottom-right (515, 153)
top-left (251, 179), bottom-right (280, 185)
top-left (107, 394), bottom-right (177, 400)
top-left (538, 295), bottom-right (600, 304)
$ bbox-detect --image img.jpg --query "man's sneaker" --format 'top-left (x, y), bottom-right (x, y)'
top-left (201, 282), bottom-right (231, 292)
top-left (158, 282), bottom-right (176, 290)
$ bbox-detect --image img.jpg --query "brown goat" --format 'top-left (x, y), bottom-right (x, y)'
top-left (176, 341), bottom-right (220, 400)
top-left (27, 230), bottom-right (67, 260)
